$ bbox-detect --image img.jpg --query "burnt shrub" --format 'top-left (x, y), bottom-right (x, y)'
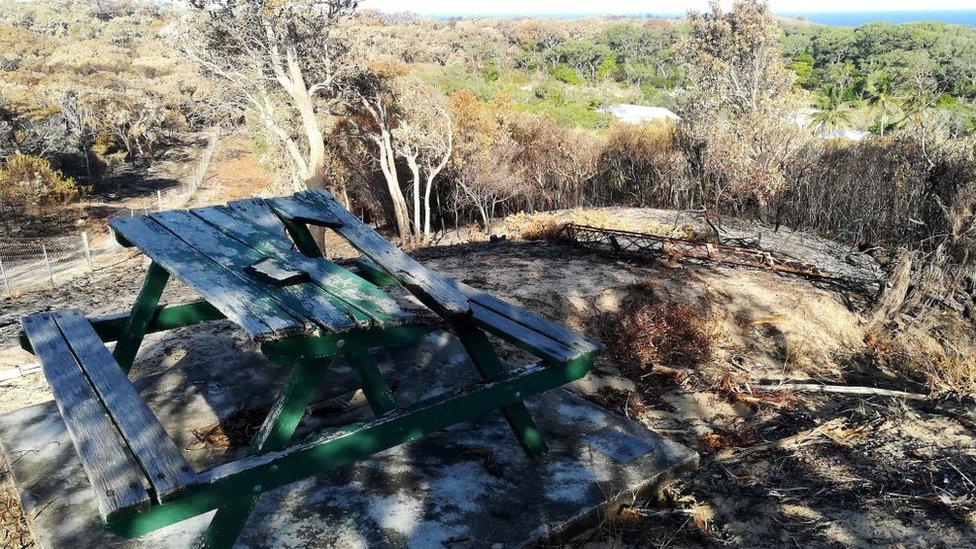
top-left (594, 282), bottom-right (717, 371)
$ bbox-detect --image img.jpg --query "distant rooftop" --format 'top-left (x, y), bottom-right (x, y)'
top-left (598, 104), bottom-right (680, 124)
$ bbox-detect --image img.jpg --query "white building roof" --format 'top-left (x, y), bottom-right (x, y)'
top-left (598, 104), bottom-right (681, 124)
top-left (822, 128), bottom-right (871, 141)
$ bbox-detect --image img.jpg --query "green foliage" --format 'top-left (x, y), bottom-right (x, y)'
top-left (782, 19), bottom-right (976, 105)
top-left (548, 39), bottom-right (614, 80)
top-left (533, 84), bottom-right (565, 106)
top-left (518, 101), bottom-right (612, 129)
top-left (481, 60), bottom-right (500, 82)
top-left (91, 133), bottom-right (126, 170)
top-left (552, 64), bottom-right (581, 85)
top-left (640, 85), bottom-right (667, 105)
top-left (788, 51), bottom-right (814, 87)
top-left (811, 84), bottom-right (853, 132)
top-left (596, 55), bottom-right (618, 80)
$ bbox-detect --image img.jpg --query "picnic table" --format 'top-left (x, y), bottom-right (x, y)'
top-left (18, 189), bottom-right (602, 548)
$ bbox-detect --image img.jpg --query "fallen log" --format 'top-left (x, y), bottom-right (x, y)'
top-left (713, 418), bottom-right (846, 462)
top-left (754, 383), bottom-right (927, 400)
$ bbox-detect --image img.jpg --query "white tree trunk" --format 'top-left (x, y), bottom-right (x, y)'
top-left (423, 173), bottom-right (435, 236)
top-left (405, 154), bottom-right (422, 242)
top-left (375, 131), bottom-right (411, 243)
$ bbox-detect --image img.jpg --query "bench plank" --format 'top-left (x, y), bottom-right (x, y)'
top-left (469, 303), bottom-right (579, 364)
top-left (227, 198), bottom-right (292, 241)
top-left (190, 205), bottom-right (405, 328)
top-left (271, 190), bottom-right (471, 319)
top-left (150, 210), bottom-right (360, 333)
top-left (21, 313), bottom-right (150, 521)
top-left (110, 216), bottom-right (304, 340)
top-left (453, 280), bottom-right (603, 355)
top-left (54, 311), bottom-right (196, 501)
top-left (351, 257), bottom-right (602, 359)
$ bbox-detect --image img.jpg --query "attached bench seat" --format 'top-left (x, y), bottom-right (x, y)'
top-left (268, 189), bottom-right (603, 365)
top-left (20, 311), bottom-right (195, 521)
top-left (346, 256), bottom-right (602, 365)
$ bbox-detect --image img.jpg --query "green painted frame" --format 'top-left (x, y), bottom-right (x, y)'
top-left (104, 355), bottom-right (593, 539)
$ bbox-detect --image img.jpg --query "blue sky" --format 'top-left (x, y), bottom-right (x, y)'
top-left (362, 0), bottom-right (975, 16)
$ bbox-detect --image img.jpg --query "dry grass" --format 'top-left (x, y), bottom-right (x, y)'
top-left (190, 407), bottom-right (269, 449)
top-left (864, 319), bottom-right (976, 395)
top-left (592, 282), bottom-right (719, 372)
top-left (0, 467), bottom-right (31, 549)
top-left (503, 209), bottom-right (713, 242)
top-left (502, 211), bottom-right (562, 240)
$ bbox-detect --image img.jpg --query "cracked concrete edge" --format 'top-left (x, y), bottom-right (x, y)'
top-left (525, 449), bottom-right (700, 548)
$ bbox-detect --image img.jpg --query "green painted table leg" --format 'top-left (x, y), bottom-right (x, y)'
top-left (249, 358), bottom-right (335, 453)
top-left (200, 356), bottom-right (333, 549)
top-left (345, 348), bottom-right (397, 414)
top-left (114, 261), bottom-right (169, 374)
top-left (198, 498), bottom-right (255, 549)
top-left (278, 217), bottom-right (323, 258)
top-left (452, 320), bottom-right (549, 457)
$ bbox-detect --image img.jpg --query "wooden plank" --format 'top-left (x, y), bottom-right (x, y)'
top-left (190, 205), bottom-right (405, 327)
top-left (110, 215), bottom-right (303, 340)
top-left (264, 194), bottom-right (345, 228)
top-left (469, 303), bottom-right (579, 364)
top-left (272, 190), bottom-right (471, 319)
top-left (20, 313), bottom-right (150, 521)
top-left (54, 310), bottom-right (196, 501)
top-left (449, 279), bottom-right (603, 355)
top-left (226, 198), bottom-right (291, 240)
top-left (150, 210), bottom-right (360, 333)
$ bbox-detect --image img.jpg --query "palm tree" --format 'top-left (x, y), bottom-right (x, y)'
top-left (810, 84), bottom-right (853, 135)
top-left (865, 72), bottom-right (902, 137)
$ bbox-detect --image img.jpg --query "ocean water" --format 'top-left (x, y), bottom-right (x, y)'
top-left (432, 11), bottom-right (976, 27)
top-left (779, 10), bottom-right (976, 27)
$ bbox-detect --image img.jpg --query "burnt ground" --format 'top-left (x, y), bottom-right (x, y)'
top-left (0, 215), bottom-right (974, 547)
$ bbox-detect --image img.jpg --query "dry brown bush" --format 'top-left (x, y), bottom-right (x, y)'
top-left (863, 322), bottom-right (976, 395)
top-left (597, 122), bottom-right (690, 207)
top-left (502, 209), bottom-right (711, 242)
top-left (502, 211), bottom-right (561, 240)
top-left (594, 283), bottom-right (718, 372)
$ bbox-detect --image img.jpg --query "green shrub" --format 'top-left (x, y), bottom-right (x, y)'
top-left (596, 56), bottom-right (618, 80)
top-left (481, 60), bottom-right (500, 82)
top-left (553, 64), bottom-right (581, 85)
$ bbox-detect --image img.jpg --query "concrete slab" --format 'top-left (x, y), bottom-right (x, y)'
top-left (0, 327), bottom-right (697, 548)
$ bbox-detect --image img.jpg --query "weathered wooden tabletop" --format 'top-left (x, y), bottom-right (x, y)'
top-left (109, 198), bottom-right (410, 342)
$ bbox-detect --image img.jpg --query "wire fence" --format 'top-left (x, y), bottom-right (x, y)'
top-left (0, 128), bottom-right (220, 298)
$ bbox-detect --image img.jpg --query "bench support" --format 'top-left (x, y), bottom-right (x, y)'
top-left (104, 355), bottom-right (593, 539)
top-left (114, 261), bottom-right (170, 374)
top-left (453, 320), bottom-right (548, 457)
top-left (277, 215), bottom-right (323, 259)
top-left (200, 355), bottom-right (335, 549)
top-left (345, 347), bottom-right (398, 414)
top-left (200, 327), bottom-right (417, 548)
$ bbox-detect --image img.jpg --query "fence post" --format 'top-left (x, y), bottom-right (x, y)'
top-left (0, 254), bottom-right (10, 298)
top-left (41, 244), bottom-right (54, 287)
top-left (82, 232), bottom-right (93, 272)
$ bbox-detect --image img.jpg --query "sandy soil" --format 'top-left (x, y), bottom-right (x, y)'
top-left (0, 205), bottom-right (974, 547)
